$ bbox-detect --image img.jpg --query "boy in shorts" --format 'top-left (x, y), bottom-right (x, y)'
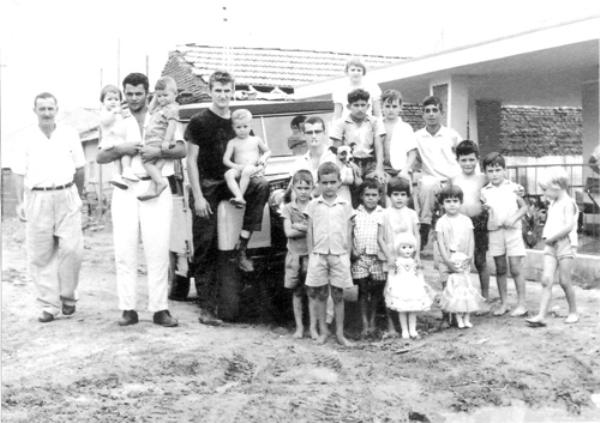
top-left (351, 179), bottom-right (390, 337)
top-left (480, 152), bottom-right (528, 317)
top-left (306, 162), bottom-right (354, 346)
top-left (451, 140), bottom-right (490, 309)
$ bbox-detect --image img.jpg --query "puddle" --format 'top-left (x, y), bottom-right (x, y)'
top-left (441, 400), bottom-right (600, 423)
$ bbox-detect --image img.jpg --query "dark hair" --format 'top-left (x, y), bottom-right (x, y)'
top-left (99, 85), bottom-right (122, 103)
top-left (438, 184), bottom-right (464, 204)
top-left (422, 96), bottom-right (443, 113)
top-left (34, 92), bottom-right (57, 107)
top-left (303, 116), bottom-right (326, 132)
top-left (209, 70), bottom-right (234, 90)
top-left (359, 178), bottom-right (381, 196)
top-left (455, 140), bottom-right (480, 159)
top-left (122, 73), bottom-right (149, 93)
top-left (482, 152), bottom-right (506, 170)
top-left (290, 115), bottom-right (306, 129)
top-left (344, 58), bottom-right (367, 75)
top-left (292, 169), bottom-right (314, 186)
top-left (387, 176), bottom-right (411, 196)
top-left (347, 88), bottom-right (370, 105)
top-left (317, 162), bottom-right (340, 182)
top-left (381, 89), bottom-right (403, 105)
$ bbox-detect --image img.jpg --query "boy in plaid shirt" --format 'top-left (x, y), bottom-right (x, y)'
top-left (351, 179), bottom-right (392, 337)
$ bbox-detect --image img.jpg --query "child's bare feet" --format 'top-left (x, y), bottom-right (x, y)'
top-left (510, 306), bottom-right (528, 317)
top-left (493, 304), bottom-right (509, 316)
top-left (525, 315), bottom-right (546, 327)
top-left (138, 181), bottom-right (167, 201)
top-left (316, 334), bottom-right (328, 345)
top-left (565, 314), bottom-right (579, 324)
top-left (409, 331), bottom-right (421, 339)
top-left (382, 329), bottom-right (398, 339)
top-left (122, 167), bottom-right (139, 182)
top-left (336, 334), bottom-right (354, 347)
top-left (463, 320), bottom-right (473, 328)
top-left (401, 332), bottom-right (410, 340)
top-left (293, 328), bottom-right (304, 339)
top-left (310, 328), bottom-right (319, 340)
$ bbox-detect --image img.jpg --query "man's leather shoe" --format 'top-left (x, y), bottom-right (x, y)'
top-left (62, 304), bottom-right (76, 316)
top-left (153, 310), bottom-right (178, 327)
top-left (38, 311), bottom-right (55, 323)
top-left (118, 310), bottom-right (139, 326)
top-left (238, 250), bottom-right (255, 273)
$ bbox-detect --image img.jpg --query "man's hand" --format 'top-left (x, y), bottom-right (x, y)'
top-left (140, 145), bottom-right (161, 162)
top-left (16, 202), bottom-right (26, 222)
top-left (374, 167), bottom-right (387, 183)
top-left (194, 196), bottom-right (212, 218)
top-left (118, 142), bottom-right (142, 157)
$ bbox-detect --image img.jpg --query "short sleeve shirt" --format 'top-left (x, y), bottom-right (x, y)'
top-left (414, 126), bottom-right (462, 180)
top-left (481, 179), bottom-right (522, 230)
top-left (353, 205), bottom-right (384, 255)
top-left (145, 103), bottom-right (179, 144)
top-left (306, 196), bottom-right (354, 255)
top-left (185, 108), bottom-right (235, 181)
top-left (435, 213), bottom-right (474, 255)
top-left (330, 115), bottom-right (384, 159)
top-left (281, 201), bottom-right (309, 255)
top-left (387, 119), bottom-right (417, 171)
top-left (542, 196), bottom-right (578, 246)
top-left (12, 124), bottom-right (86, 189)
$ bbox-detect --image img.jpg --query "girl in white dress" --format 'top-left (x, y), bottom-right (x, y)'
top-left (385, 233), bottom-right (432, 339)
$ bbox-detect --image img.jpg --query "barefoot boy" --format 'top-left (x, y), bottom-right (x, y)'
top-left (223, 109), bottom-right (271, 207)
top-left (480, 152), bottom-right (528, 316)
top-left (306, 162), bottom-right (354, 346)
top-left (451, 140), bottom-right (490, 307)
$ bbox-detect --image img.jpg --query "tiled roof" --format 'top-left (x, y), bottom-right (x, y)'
top-left (170, 44), bottom-right (408, 89)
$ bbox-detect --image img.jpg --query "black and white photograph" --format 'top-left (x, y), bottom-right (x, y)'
top-left (1, 1), bottom-right (600, 421)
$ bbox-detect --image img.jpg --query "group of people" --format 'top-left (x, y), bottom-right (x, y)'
top-left (14, 61), bottom-right (579, 341)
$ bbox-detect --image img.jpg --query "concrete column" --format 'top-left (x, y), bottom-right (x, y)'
top-left (582, 79), bottom-right (599, 163)
top-left (429, 75), bottom-right (471, 139)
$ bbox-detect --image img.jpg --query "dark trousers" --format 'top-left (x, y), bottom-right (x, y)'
top-left (191, 176), bottom-right (270, 310)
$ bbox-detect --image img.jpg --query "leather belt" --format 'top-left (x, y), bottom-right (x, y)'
top-left (31, 182), bottom-right (73, 191)
top-left (138, 176), bottom-right (152, 181)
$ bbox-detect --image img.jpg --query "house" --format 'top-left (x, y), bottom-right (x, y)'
top-left (162, 44), bottom-right (408, 103)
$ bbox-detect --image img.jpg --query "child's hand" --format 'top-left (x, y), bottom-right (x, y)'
top-left (387, 259), bottom-right (396, 272)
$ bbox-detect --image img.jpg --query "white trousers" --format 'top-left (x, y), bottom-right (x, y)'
top-left (25, 185), bottom-right (83, 315)
top-left (111, 179), bottom-right (172, 312)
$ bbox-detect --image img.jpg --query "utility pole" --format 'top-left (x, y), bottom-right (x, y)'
top-left (116, 38), bottom-right (121, 85)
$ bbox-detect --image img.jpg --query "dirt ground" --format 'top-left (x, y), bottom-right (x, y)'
top-left (2, 218), bottom-right (600, 423)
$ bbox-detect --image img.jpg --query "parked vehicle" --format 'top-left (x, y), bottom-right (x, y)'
top-left (169, 99), bottom-right (334, 321)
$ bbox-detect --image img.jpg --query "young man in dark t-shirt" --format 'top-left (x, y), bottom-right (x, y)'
top-left (185, 70), bottom-right (270, 321)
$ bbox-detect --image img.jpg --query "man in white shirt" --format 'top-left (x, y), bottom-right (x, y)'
top-left (13, 92), bottom-right (86, 323)
top-left (292, 116), bottom-right (336, 190)
top-left (414, 96), bottom-right (462, 249)
top-left (97, 73), bottom-right (186, 327)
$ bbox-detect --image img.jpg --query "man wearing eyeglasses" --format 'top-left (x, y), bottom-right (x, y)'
top-left (414, 96), bottom-right (462, 249)
top-left (292, 116), bottom-right (336, 186)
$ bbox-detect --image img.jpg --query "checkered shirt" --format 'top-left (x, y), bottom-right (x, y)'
top-left (353, 205), bottom-right (384, 255)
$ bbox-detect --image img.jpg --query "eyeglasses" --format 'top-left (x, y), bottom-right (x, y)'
top-left (304, 130), bottom-right (324, 135)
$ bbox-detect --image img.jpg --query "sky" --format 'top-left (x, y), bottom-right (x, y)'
top-left (1, 0), bottom-right (600, 163)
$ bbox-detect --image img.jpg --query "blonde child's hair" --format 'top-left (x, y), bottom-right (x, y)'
top-left (394, 232), bottom-right (417, 255)
top-left (100, 84), bottom-right (122, 103)
top-left (539, 168), bottom-right (569, 191)
top-left (232, 108), bottom-right (252, 123)
top-left (149, 76), bottom-right (178, 111)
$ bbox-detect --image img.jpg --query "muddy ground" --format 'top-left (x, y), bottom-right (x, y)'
top-left (2, 218), bottom-right (600, 422)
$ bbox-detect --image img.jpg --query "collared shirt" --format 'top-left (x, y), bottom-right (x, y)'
top-left (13, 124), bottom-right (86, 189)
top-left (330, 115), bottom-right (385, 159)
top-left (452, 172), bottom-right (487, 218)
top-left (481, 179), bottom-right (522, 230)
top-left (306, 195), bottom-right (354, 255)
top-left (414, 125), bottom-right (462, 180)
top-left (100, 110), bottom-right (178, 177)
top-left (281, 200), bottom-right (309, 255)
top-left (387, 118), bottom-right (417, 171)
top-left (353, 205), bottom-right (384, 255)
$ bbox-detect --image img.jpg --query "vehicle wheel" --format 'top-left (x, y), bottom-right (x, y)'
top-left (217, 250), bottom-right (240, 321)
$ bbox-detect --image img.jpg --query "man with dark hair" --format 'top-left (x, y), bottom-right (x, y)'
top-left (14, 92), bottom-right (85, 323)
top-left (97, 72), bottom-right (186, 327)
top-left (288, 115), bottom-right (307, 155)
top-left (185, 70), bottom-right (270, 323)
